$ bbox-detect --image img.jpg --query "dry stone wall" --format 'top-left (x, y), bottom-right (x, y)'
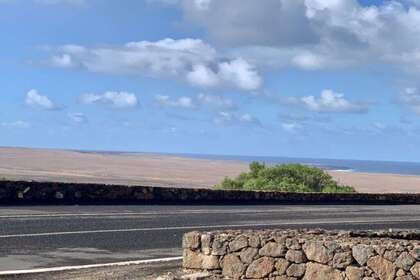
top-left (182, 229), bottom-right (420, 280)
top-left (2, 180), bottom-right (420, 205)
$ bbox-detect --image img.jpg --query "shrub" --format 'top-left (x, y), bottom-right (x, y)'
top-left (216, 162), bottom-right (356, 193)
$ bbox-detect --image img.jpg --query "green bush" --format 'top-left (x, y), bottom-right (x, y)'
top-left (216, 162), bottom-right (356, 193)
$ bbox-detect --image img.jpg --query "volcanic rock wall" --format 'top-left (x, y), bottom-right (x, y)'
top-left (2, 180), bottom-right (420, 205)
top-left (182, 229), bottom-right (420, 280)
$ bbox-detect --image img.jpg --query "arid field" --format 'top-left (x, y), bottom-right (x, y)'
top-left (1, 147), bottom-right (420, 193)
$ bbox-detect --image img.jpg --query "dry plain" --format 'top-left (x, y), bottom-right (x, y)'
top-left (1, 147), bottom-right (420, 193)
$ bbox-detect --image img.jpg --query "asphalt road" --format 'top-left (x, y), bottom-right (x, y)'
top-left (1, 204), bottom-right (420, 272)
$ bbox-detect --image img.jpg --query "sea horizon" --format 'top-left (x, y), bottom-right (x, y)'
top-left (71, 147), bottom-right (420, 177)
top-left (4, 145), bottom-right (420, 176)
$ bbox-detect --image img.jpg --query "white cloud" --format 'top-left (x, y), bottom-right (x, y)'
top-left (214, 111), bottom-right (261, 126)
top-left (186, 64), bottom-right (220, 88)
top-left (186, 59), bottom-right (261, 90)
top-left (238, 113), bottom-right (260, 125)
top-left (179, 0), bottom-right (316, 47)
top-left (155, 95), bottom-right (195, 109)
top-left (282, 122), bottom-right (303, 133)
top-left (68, 113), bottom-right (88, 124)
top-left (156, 93), bottom-right (235, 111)
top-left (217, 58), bottom-right (261, 91)
top-left (25, 89), bottom-right (58, 110)
top-left (193, 0), bottom-right (211, 10)
top-left (291, 52), bottom-right (326, 70)
top-left (80, 91), bottom-right (138, 108)
top-left (162, 0), bottom-right (420, 74)
top-left (50, 39), bottom-right (215, 73)
top-left (197, 93), bottom-right (235, 110)
top-left (46, 38), bottom-right (262, 91)
top-left (50, 54), bottom-right (75, 68)
top-left (1, 121), bottom-right (31, 128)
top-left (398, 87), bottom-right (420, 114)
top-left (293, 89), bottom-right (369, 113)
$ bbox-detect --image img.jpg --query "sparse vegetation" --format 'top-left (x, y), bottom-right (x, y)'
top-left (216, 162), bottom-right (356, 193)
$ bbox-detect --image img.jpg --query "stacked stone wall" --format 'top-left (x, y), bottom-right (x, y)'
top-left (2, 180), bottom-right (420, 205)
top-left (182, 229), bottom-right (420, 280)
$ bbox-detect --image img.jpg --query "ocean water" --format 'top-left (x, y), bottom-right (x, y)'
top-left (173, 153), bottom-right (420, 176)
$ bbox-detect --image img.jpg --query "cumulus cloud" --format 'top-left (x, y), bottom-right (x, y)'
top-left (291, 89), bottom-right (369, 113)
top-left (80, 91), bottom-right (138, 108)
top-left (186, 64), bottom-right (220, 87)
top-left (186, 58), bottom-right (261, 90)
top-left (155, 95), bottom-right (195, 109)
top-left (213, 111), bottom-right (261, 127)
top-left (158, 0), bottom-right (420, 74)
top-left (179, 0), bottom-right (316, 47)
top-left (1, 121), bottom-right (31, 128)
top-left (45, 38), bottom-right (262, 91)
top-left (217, 58), bottom-right (262, 91)
top-left (25, 89), bottom-right (58, 110)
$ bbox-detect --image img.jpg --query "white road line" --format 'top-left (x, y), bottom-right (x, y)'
top-left (0, 213), bottom-right (155, 219)
top-left (1, 218), bottom-right (418, 238)
top-left (0, 256), bottom-right (183, 275)
top-left (0, 210), bottom-right (294, 219)
top-left (0, 207), bottom-right (381, 219)
top-left (0, 208), bottom-right (348, 219)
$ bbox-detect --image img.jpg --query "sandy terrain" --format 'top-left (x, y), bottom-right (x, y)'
top-left (0, 147), bottom-right (247, 188)
top-left (1, 147), bottom-right (420, 193)
top-left (329, 171), bottom-right (420, 193)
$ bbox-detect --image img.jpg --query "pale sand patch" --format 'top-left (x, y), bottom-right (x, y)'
top-left (0, 147), bottom-right (247, 188)
top-left (1, 147), bottom-right (420, 193)
top-left (329, 171), bottom-right (420, 193)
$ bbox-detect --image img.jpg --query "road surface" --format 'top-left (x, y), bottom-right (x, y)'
top-left (1, 204), bottom-right (420, 273)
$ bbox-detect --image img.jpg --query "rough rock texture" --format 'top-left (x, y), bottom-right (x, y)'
top-left (245, 257), bottom-right (274, 278)
top-left (229, 235), bottom-right (248, 252)
top-left (259, 242), bottom-right (286, 257)
top-left (239, 247), bottom-right (258, 264)
top-left (221, 254), bottom-right (244, 279)
top-left (303, 241), bottom-right (333, 264)
top-left (333, 251), bottom-right (353, 269)
top-left (286, 263), bottom-right (306, 277)
top-left (353, 244), bottom-right (375, 266)
top-left (275, 258), bottom-right (290, 275)
top-left (5, 180), bottom-right (420, 205)
top-left (302, 262), bottom-right (342, 280)
top-left (367, 256), bottom-right (396, 280)
top-left (410, 262), bottom-right (420, 278)
top-left (183, 250), bottom-right (219, 270)
top-left (396, 252), bottom-right (416, 271)
top-left (345, 266), bottom-right (364, 280)
top-left (183, 231), bottom-right (201, 250)
top-left (183, 229), bottom-right (420, 279)
top-left (286, 249), bottom-right (307, 263)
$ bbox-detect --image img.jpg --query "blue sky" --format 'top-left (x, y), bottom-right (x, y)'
top-left (2, 0), bottom-right (420, 161)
